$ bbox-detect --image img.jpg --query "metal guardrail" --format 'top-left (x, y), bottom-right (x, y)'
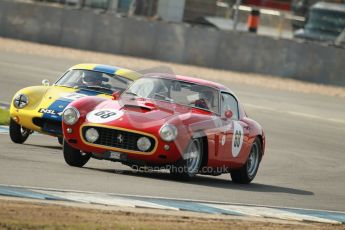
top-left (31, 0), bottom-right (122, 10)
top-left (238, 5), bottom-right (304, 22)
top-left (31, 0), bottom-right (156, 15)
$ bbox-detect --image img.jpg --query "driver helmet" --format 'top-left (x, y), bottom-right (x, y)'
top-left (200, 90), bottom-right (215, 106)
top-left (194, 90), bottom-right (215, 110)
top-left (82, 71), bottom-right (103, 86)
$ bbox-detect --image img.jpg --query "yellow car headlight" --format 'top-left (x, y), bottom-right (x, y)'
top-left (13, 94), bottom-right (29, 109)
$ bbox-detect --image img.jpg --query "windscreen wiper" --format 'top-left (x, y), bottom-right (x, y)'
top-left (125, 92), bottom-right (140, 97)
top-left (85, 85), bottom-right (112, 91)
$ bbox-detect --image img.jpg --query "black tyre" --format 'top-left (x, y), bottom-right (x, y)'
top-left (230, 138), bottom-right (262, 184)
top-left (9, 118), bottom-right (31, 144)
top-left (58, 137), bottom-right (63, 145)
top-left (170, 138), bottom-right (203, 179)
top-left (63, 140), bottom-right (91, 167)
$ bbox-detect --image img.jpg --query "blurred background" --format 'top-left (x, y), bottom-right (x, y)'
top-left (29, 0), bottom-right (345, 42)
top-left (1, 0), bottom-right (345, 221)
top-left (0, 0), bottom-right (345, 85)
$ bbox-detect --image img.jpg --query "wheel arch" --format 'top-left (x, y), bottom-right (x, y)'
top-left (255, 134), bottom-right (264, 160)
top-left (192, 130), bottom-right (209, 168)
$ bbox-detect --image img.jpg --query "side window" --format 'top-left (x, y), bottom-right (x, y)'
top-left (107, 75), bottom-right (132, 91)
top-left (221, 93), bottom-right (239, 120)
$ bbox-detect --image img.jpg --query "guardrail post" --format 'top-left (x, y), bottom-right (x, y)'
top-left (277, 12), bottom-right (284, 38)
top-left (233, 0), bottom-right (242, 31)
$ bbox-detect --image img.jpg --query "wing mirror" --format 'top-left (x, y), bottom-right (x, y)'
top-left (112, 91), bottom-right (121, 100)
top-left (42, 79), bottom-right (50, 86)
top-left (225, 110), bottom-right (233, 119)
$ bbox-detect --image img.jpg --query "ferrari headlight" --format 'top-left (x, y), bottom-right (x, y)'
top-left (13, 94), bottom-right (29, 109)
top-left (159, 124), bottom-right (178, 142)
top-left (85, 128), bottom-right (99, 143)
top-left (137, 137), bottom-right (152, 152)
top-left (63, 107), bottom-right (80, 125)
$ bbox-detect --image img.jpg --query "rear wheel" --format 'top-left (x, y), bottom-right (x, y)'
top-left (170, 138), bottom-right (203, 179)
top-left (63, 140), bottom-right (91, 167)
top-left (230, 138), bottom-right (261, 184)
top-left (9, 118), bottom-right (31, 144)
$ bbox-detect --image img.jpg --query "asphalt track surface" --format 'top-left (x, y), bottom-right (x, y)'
top-left (0, 51), bottom-right (344, 212)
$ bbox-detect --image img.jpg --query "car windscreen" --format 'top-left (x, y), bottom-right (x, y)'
top-left (124, 77), bottom-right (219, 113)
top-left (55, 69), bottom-right (132, 94)
top-left (306, 10), bottom-right (345, 34)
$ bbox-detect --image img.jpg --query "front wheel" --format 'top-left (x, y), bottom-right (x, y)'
top-left (9, 118), bottom-right (31, 144)
top-left (63, 140), bottom-right (91, 167)
top-left (230, 138), bottom-right (262, 184)
top-left (170, 138), bottom-right (203, 179)
top-left (58, 137), bottom-right (63, 145)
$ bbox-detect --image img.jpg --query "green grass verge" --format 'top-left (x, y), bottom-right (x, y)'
top-left (0, 108), bottom-right (10, 125)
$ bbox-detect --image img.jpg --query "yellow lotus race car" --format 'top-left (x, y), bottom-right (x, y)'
top-left (9, 63), bottom-right (140, 145)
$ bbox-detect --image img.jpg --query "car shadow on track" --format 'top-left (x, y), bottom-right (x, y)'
top-left (83, 167), bottom-right (314, 196)
top-left (24, 143), bottom-right (62, 151)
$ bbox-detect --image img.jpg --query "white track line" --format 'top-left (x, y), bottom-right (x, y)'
top-left (0, 60), bottom-right (59, 75)
top-left (244, 103), bottom-right (345, 124)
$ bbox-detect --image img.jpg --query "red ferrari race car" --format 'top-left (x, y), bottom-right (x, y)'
top-left (62, 74), bottom-right (265, 183)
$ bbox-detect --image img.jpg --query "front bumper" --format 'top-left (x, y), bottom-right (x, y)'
top-left (10, 108), bottom-right (62, 136)
top-left (64, 124), bottom-right (187, 165)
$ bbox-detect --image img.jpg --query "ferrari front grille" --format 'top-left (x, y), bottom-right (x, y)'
top-left (82, 126), bottom-right (156, 153)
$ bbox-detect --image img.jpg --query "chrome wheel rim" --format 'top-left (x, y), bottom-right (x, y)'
top-left (184, 139), bottom-right (201, 175)
top-left (21, 127), bottom-right (30, 137)
top-left (247, 142), bottom-right (259, 178)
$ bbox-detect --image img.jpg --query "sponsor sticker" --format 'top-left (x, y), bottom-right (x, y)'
top-left (38, 108), bottom-right (63, 116)
top-left (39, 108), bottom-right (56, 115)
top-left (107, 151), bottom-right (127, 161)
top-left (221, 135), bottom-right (226, 146)
top-left (60, 93), bottom-right (87, 101)
top-left (109, 151), bottom-right (122, 160)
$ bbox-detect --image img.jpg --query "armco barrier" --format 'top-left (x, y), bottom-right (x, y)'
top-left (0, 0), bottom-right (344, 86)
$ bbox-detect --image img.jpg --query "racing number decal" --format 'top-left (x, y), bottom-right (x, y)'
top-left (234, 130), bottom-right (241, 148)
top-left (94, 110), bottom-right (116, 119)
top-left (86, 109), bottom-right (123, 123)
top-left (231, 121), bottom-right (244, 157)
